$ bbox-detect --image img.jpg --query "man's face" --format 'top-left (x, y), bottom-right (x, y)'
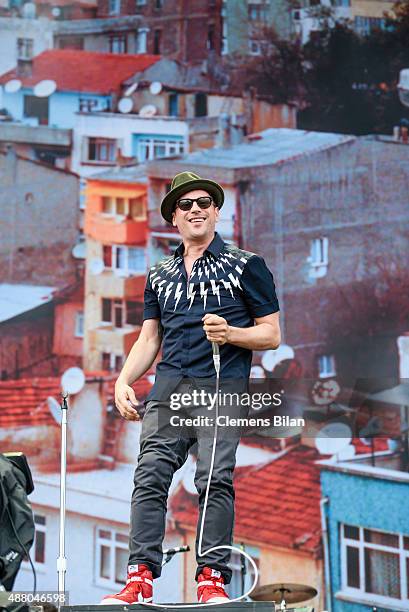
top-left (171, 189), bottom-right (219, 240)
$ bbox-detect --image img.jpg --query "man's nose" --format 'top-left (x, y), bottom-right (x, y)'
top-left (190, 201), bottom-right (202, 213)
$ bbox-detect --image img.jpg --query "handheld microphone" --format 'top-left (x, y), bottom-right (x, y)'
top-left (211, 342), bottom-right (220, 375)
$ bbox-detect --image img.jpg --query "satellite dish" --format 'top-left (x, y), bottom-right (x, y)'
top-left (51, 6), bottom-right (61, 16)
top-left (337, 444), bottom-right (356, 461)
top-left (22, 2), bottom-right (36, 18)
top-left (4, 79), bottom-right (22, 94)
top-left (89, 257), bottom-right (104, 275)
top-left (72, 241), bottom-right (86, 259)
top-left (315, 421), bottom-right (352, 456)
top-left (118, 97), bottom-right (133, 114)
top-left (124, 82), bottom-right (138, 96)
top-left (34, 79), bottom-right (57, 98)
top-left (139, 104), bottom-right (157, 117)
top-left (311, 379), bottom-right (340, 406)
top-left (250, 365), bottom-right (265, 379)
top-left (261, 344), bottom-right (294, 372)
top-left (61, 367), bottom-right (85, 395)
top-left (149, 81), bottom-right (162, 95)
top-left (47, 396), bottom-right (62, 425)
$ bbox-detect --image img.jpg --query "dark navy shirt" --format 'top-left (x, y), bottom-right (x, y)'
top-left (143, 232), bottom-right (279, 402)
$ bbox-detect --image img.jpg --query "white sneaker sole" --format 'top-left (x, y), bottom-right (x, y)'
top-left (100, 597), bottom-right (153, 605)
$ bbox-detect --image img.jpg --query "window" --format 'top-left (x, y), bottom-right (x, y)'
top-left (102, 298), bottom-right (113, 323)
top-left (136, 28), bottom-right (148, 53)
top-left (249, 39), bottom-right (262, 55)
top-left (226, 546), bottom-right (260, 599)
top-left (136, 138), bottom-right (184, 162)
top-left (58, 36), bottom-right (84, 49)
top-left (108, 0), bottom-right (120, 14)
top-left (23, 514), bottom-right (46, 567)
top-left (341, 524), bottom-right (409, 606)
top-left (23, 95), bottom-right (49, 125)
top-left (354, 16), bottom-right (385, 36)
top-left (194, 93), bottom-right (207, 117)
top-left (102, 353), bottom-right (124, 372)
top-left (75, 311), bottom-right (84, 338)
top-left (79, 98), bottom-right (99, 112)
top-left (101, 195), bottom-right (145, 218)
top-left (221, 1), bottom-right (228, 54)
top-left (103, 245), bottom-right (112, 267)
top-left (248, 2), bottom-right (269, 22)
top-left (102, 246), bottom-right (146, 275)
top-left (318, 354), bottom-right (336, 378)
top-left (310, 237), bottom-right (328, 266)
top-left (109, 34), bottom-right (127, 53)
top-left (96, 527), bottom-right (129, 586)
top-left (207, 24), bottom-right (215, 51)
top-left (155, 0), bottom-right (163, 8)
top-left (87, 138), bottom-right (117, 163)
top-left (115, 246), bottom-right (146, 274)
top-left (136, 0), bottom-right (146, 4)
top-left (17, 38), bottom-right (33, 60)
top-left (153, 29), bottom-right (161, 54)
top-left (168, 93), bottom-right (179, 117)
top-left (126, 301), bottom-right (143, 325)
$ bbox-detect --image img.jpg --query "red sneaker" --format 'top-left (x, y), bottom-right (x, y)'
top-left (100, 564), bottom-right (153, 605)
top-left (197, 567), bottom-right (230, 604)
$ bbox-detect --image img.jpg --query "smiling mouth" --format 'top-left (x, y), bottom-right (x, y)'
top-left (189, 217), bottom-right (206, 224)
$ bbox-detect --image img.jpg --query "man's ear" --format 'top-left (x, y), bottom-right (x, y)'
top-left (172, 211), bottom-right (177, 227)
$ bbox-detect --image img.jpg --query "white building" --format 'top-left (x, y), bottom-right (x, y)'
top-left (72, 111), bottom-right (189, 177)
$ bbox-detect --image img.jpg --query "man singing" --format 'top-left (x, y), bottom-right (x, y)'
top-left (101, 171), bottom-right (280, 605)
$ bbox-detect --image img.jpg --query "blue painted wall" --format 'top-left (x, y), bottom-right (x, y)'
top-left (320, 468), bottom-right (409, 612)
top-left (2, 89), bottom-right (111, 128)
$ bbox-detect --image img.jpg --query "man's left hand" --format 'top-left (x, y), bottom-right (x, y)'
top-left (202, 313), bottom-right (230, 345)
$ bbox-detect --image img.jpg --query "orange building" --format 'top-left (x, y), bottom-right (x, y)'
top-left (83, 167), bottom-right (149, 372)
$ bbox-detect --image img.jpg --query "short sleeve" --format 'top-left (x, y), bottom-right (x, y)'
top-left (143, 271), bottom-right (161, 320)
top-left (241, 255), bottom-right (280, 318)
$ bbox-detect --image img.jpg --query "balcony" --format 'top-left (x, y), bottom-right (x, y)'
top-left (85, 214), bottom-right (148, 245)
top-left (88, 325), bottom-right (141, 354)
top-left (89, 270), bottom-right (146, 299)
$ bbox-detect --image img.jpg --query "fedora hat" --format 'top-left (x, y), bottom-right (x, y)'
top-left (161, 171), bottom-right (224, 223)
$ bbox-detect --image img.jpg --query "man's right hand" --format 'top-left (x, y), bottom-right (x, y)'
top-left (115, 380), bottom-right (141, 421)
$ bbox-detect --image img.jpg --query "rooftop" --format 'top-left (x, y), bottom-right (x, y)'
top-left (147, 128), bottom-right (355, 177)
top-left (88, 163), bottom-right (148, 184)
top-left (0, 283), bottom-right (56, 324)
top-left (190, 128), bottom-right (354, 168)
top-left (0, 373), bottom-right (152, 429)
top-left (0, 50), bottom-right (160, 95)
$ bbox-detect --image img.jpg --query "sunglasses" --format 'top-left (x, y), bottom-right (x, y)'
top-left (175, 196), bottom-right (213, 212)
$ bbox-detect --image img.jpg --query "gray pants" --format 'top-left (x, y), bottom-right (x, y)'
top-left (128, 380), bottom-right (249, 584)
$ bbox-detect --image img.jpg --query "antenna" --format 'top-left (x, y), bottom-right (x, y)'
top-left (47, 396), bottom-right (62, 425)
top-left (34, 79), bottom-right (57, 97)
top-left (124, 82), bottom-right (138, 96)
top-left (61, 367), bottom-right (85, 395)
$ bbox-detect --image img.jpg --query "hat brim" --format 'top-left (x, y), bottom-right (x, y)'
top-left (161, 178), bottom-right (224, 223)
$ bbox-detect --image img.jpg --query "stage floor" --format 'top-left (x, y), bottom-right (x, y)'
top-left (62, 603), bottom-right (278, 612)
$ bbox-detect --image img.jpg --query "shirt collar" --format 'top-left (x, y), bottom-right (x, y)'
top-left (174, 232), bottom-right (225, 260)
